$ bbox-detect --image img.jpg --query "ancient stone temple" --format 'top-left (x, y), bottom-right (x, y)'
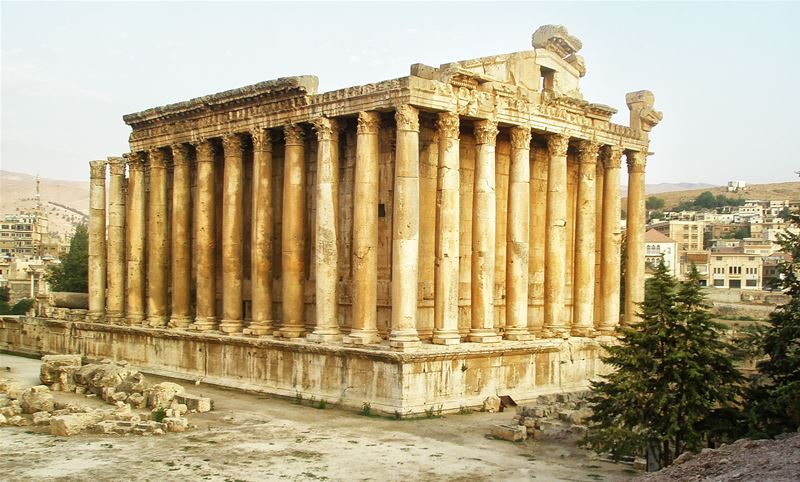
top-left (2, 26), bottom-right (661, 414)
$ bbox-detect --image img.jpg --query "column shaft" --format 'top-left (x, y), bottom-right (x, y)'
top-left (309, 117), bottom-right (342, 342)
top-left (88, 160), bottom-right (106, 322)
top-left (246, 129), bottom-right (274, 335)
top-left (529, 147), bottom-right (548, 335)
top-left (593, 160), bottom-right (605, 331)
top-left (505, 126), bottom-right (533, 340)
top-left (345, 112), bottom-right (382, 344)
top-left (543, 134), bottom-right (570, 337)
top-left (599, 146), bottom-right (624, 333)
top-left (624, 151), bottom-right (647, 324)
top-left (432, 112), bottom-right (461, 345)
top-left (469, 119), bottom-right (501, 343)
top-left (192, 140), bottom-right (217, 330)
top-left (169, 144), bottom-right (192, 328)
top-left (219, 135), bottom-right (244, 333)
top-left (106, 157), bottom-right (126, 322)
top-left (571, 141), bottom-right (599, 336)
top-left (125, 154), bottom-right (146, 324)
top-left (389, 105), bottom-right (421, 348)
top-left (279, 125), bottom-right (307, 338)
top-left (146, 149), bottom-right (169, 327)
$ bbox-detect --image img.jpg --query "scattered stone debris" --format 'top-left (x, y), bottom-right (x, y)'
top-left (0, 355), bottom-right (214, 437)
top-left (510, 391), bottom-right (591, 440)
top-left (482, 395), bottom-right (501, 413)
top-left (491, 423), bottom-right (527, 442)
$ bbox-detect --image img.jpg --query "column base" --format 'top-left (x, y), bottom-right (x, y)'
top-left (540, 327), bottom-right (570, 339)
top-left (191, 316), bottom-right (217, 332)
top-left (168, 316), bottom-right (193, 329)
top-left (243, 321), bottom-right (273, 336)
top-left (125, 313), bottom-right (145, 325)
top-left (87, 311), bottom-right (105, 323)
top-left (389, 339), bottom-right (422, 350)
top-left (275, 326), bottom-right (306, 339)
top-left (146, 316), bottom-right (168, 328)
top-left (432, 330), bottom-right (461, 345)
top-left (307, 332), bottom-right (343, 343)
top-left (342, 330), bottom-right (382, 345)
top-left (219, 319), bottom-right (244, 334)
top-left (504, 329), bottom-right (534, 341)
top-left (105, 312), bottom-right (125, 324)
top-left (468, 329), bottom-right (502, 343)
top-left (570, 327), bottom-right (596, 337)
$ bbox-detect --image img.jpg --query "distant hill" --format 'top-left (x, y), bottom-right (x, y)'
top-left (0, 170), bottom-right (89, 237)
top-left (643, 182), bottom-right (718, 195)
top-left (643, 181), bottom-right (800, 210)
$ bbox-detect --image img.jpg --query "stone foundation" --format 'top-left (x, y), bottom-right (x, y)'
top-left (1, 316), bottom-right (612, 415)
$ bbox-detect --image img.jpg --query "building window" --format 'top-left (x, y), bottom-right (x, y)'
top-left (714, 279), bottom-right (725, 287)
top-left (746, 279), bottom-right (758, 287)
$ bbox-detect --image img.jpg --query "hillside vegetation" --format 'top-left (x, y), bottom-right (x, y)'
top-left (634, 181), bottom-right (800, 210)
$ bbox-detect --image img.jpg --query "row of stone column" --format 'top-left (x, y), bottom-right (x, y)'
top-left (86, 105), bottom-right (648, 345)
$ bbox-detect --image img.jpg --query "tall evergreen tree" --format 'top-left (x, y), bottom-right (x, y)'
top-left (46, 224), bottom-right (89, 293)
top-left (580, 261), bottom-right (742, 470)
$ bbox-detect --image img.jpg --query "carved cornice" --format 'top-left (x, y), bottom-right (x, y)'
top-left (599, 145), bottom-right (624, 169)
top-left (546, 133), bottom-right (570, 157)
top-left (148, 149), bottom-right (167, 168)
top-left (576, 140), bottom-right (600, 164)
top-left (626, 150), bottom-right (647, 173)
top-left (474, 119), bottom-right (498, 145)
top-left (89, 160), bottom-right (106, 179)
top-left (107, 157), bottom-right (126, 176)
top-left (437, 111), bottom-right (459, 140)
top-left (251, 129), bottom-right (272, 152)
top-left (313, 117), bottom-right (339, 141)
top-left (171, 144), bottom-right (190, 167)
top-left (357, 111), bottom-right (380, 135)
top-left (510, 126), bottom-right (532, 149)
top-left (125, 152), bottom-right (145, 172)
top-left (194, 140), bottom-right (215, 162)
top-left (394, 105), bottom-right (419, 132)
top-left (284, 124), bottom-right (305, 146)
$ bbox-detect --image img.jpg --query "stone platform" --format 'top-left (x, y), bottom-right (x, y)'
top-left (0, 316), bottom-right (611, 415)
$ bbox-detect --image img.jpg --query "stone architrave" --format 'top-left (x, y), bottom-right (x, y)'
top-left (469, 119), bottom-right (501, 343)
top-left (191, 140), bottom-right (217, 331)
top-left (432, 111), bottom-right (461, 345)
top-left (571, 140), bottom-right (599, 337)
top-left (389, 105), bottom-right (421, 349)
top-left (344, 112), bottom-right (382, 345)
top-left (309, 117), bottom-right (343, 343)
top-left (504, 126), bottom-right (533, 341)
top-left (598, 145), bottom-right (624, 333)
top-left (88, 160), bottom-right (107, 322)
top-left (125, 153), bottom-right (146, 324)
top-left (169, 144), bottom-right (192, 328)
top-left (219, 134), bottom-right (244, 334)
top-left (624, 150), bottom-right (647, 324)
top-left (146, 149), bottom-right (169, 327)
top-left (278, 124), bottom-right (307, 338)
top-left (106, 157), bottom-right (126, 323)
top-left (543, 133), bottom-right (570, 338)
top-left (246, 129), bottom-right (274, 336)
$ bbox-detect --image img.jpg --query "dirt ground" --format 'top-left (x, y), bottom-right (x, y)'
top-left (0, 353), bottom-right (638, 482)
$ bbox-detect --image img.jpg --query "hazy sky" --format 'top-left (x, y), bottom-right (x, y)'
top-left (2, 1), bottom-right (799, 184)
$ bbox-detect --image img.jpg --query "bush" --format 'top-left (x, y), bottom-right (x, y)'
top-left (46, 224), bottom-right (88, 292)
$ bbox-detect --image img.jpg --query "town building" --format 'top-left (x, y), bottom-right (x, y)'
top-left (709, 249), bottom-right (762, 290)
top-left (644, 229), bottom-right (678, 277)
top-left (649, 220), bottom-right (704, 275)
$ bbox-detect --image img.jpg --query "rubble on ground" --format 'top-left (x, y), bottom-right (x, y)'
top-left (509, 391), bottom-right (592, 440)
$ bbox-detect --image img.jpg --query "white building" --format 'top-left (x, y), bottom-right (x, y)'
top-left (645, 229), bottom-right (678, 277)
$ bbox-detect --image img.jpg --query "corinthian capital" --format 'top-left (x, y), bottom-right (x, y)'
top-left (626, 150), bottom-right (647, 173)
top-left (313, 117), bottom-right (339, 141)
top-left (474, 119), bottom-right (498, 145)
top-left (171, 144), bottom-right (190, 167)
top-left (107, 156), bottom-right (126, 176)
top-left (194, 139), bottom-right (215, 162)
top-left (357, 111), bottom-right (380, 135)
top-left (394, 105), bottom-right (419, 132)
top-left (222, 134), bottom-right (243, 155)
top-left (148, 149), bottom-right (167, 168)
top-left (251, 128), bottom-right (272, 152)
top-left (599, 145), bottom-right (624, 169)
top-left (284, 124), bottom-right (305, 146)
top-left (125, 152), bottom-right (144, 172)
top-left (546, 133), bottom-right (570, 157)
top-left (510, 126), bottom-right (532, 149)
top-left (437, 111), bottom-right (460, 140)
top-left (89, 160), bottom-right (106, 179)
top-left (576, 140), bottom-right (600, 164)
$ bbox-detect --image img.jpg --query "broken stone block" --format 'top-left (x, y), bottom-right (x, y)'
top-left (483, 395), bottom-right (501, 413)
top-left (153, 428), bottom-right (165, 436)
top-left (74, 386), bottom-right (86, 395)
top-left (111, 391), bottom-right (129, 403)
top-left (0, 395), bottom-right (9, 408)
top-left (491, 424), bottom-right (527, 442)
top-left (50, 412), bottom-right (103, 436)
top-left (146, 382), bottom-right (185, 409)
top-left (174, 393), bottom-right (212, 413)
top-left (0, 414), bottom-right (6, 425)
top-left (117, 373), bottom-right (147, 395)
top-left (0, 401), bottom-right (22, 417)
top-left (32, 411), bottom-right (51, 426)
top-left (163, 416), bottom-right (188, 433)
top-left (21, 385), bottom-right (55, 414)
top-left (8, 415), bottom-right (29, 426)
top-left (1, 381), bottom-right (24, 400)
top-left (567, 407), bottom-right (593, 425)
top-left (40, 354), bottom-right (82, 385)
top-left (126, 392), bottom-right (146, 409)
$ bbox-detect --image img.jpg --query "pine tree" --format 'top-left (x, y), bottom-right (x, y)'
top-left (46, 224), bottom-right (89, 293)
top-left (579, 261), bottom-right (742, 470)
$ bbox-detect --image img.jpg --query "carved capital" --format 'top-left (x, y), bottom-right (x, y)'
top-left (125, 152), bottom-right (144, 172)
top-left (394, 105), bottom-right (419, 132)
top-left (437, 111), bottom-right (460, 140)
top-left (107, 157), bottom-right (126, 176)
top-left (251, 129), bottom-right (272, 152)
top-left (313, 117), bottom-right (339, 141)
top-left (148, 149), bottom-right (167, 168)
top-left (194, 140), bottom-right (215, 162)
top-left (171, 144), bottom-right (190, 167)
top-left (510, 126), bottom-right (532, 149)
top-left (626, 150), bottom-right (647, 173)
top-left (626, 90), bottom-right (663, 133)
top-left (474, 119), bottom-right (498, 145)
top-left (89, 160), bottom-right (106, 179)
top-left (222, 134), bottom-right (243, 155)
top-left (284, 124), bottom-right (305, 146)
top-left (576, 140), bottom-right (600, 164)
top-left (599, 145), bottom-right (624, 169)
top-left (357, 111), bottom-right (380, 135)
top-left (546, 133), bottom-right (570, 157)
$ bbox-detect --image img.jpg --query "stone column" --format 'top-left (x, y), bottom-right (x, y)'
top-left (278, 124), bottom-right (307, 338)
top-left (146, 149), bottom-right (169, 327)
top-left (543, 133), bottom-right (570, 338)
top-left (88, 160), bottom-right (107, 322)
top-left (529, 147), bottom-right (548, 335)
top-left (432, 111), bottom-right (461, 345)
top-left (598, 146), bottom-right (624, 333)
top-left (219, 134), bottom-right (244, 334)
top-left (106, 156), bottom-right (126, 322)
top-left (192, 140), bottom-right (217, 331)
top-left (125, 153), bottom-right (146, 324)
top-left (389, 105), bottom-right (421, 349)
top-left (505, 126), bottom-right (533, 341)
top-left (309, 117), bottom-right (342, 343)
top-left (593, 159), bottom-right (605, 330)
top-left (571, 140), bottom-right (599, 336)
top-left (344, 112), bottom-right (382, 345)
top-left (624, 150), bottom-right (647, 324)
top-left (169, 144), bottom-right (192, 328)
top-left (469, 119), bottom-right (501, 343)
top-left (246, 129), bottom-right (274, 336)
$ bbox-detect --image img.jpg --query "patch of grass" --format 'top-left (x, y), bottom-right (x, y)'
top-left (359, 402), bottom-right (371, 416)
top-left (314, 399), bottom-right (327, 410)
top-left (393, 410), bottom-right (401, 420)
top-left (294, 391), bottom-right (303, 405)
top-left (152, 407), bottom-right (167, 423)
top-left (461, 363), bottom-right (468, 372)
top-left (458, 405), bottom-right (471, 415)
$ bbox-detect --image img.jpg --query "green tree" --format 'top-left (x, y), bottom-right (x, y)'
top-left (646, 196), bottom-right (665, 210)
top-left (579, 262), bottom-right (743, 470)
top-left (46, 224), bottom-right (89, 292)
top-left (695, 191), bottom-right (717, 209)
top-left (0, 286), bottom-right (10, 314)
